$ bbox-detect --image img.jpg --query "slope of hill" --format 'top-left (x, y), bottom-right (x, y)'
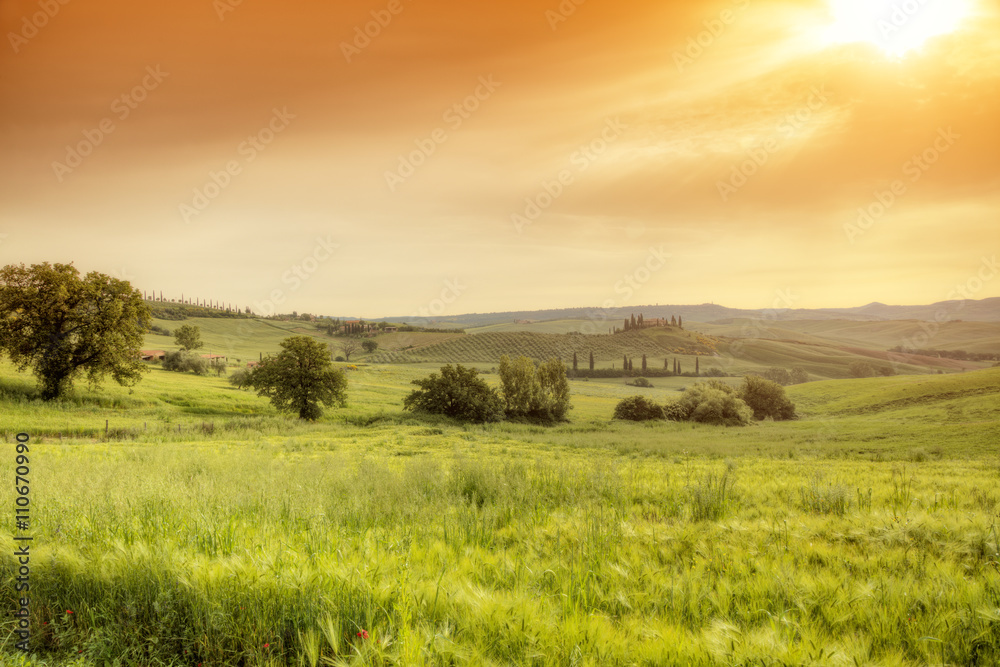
top-left (369, 328), bottom-right (716, 365)
top-left (789, 367), bottom-right (1000, 425)
top-left (372, 297), bottom-right (1000, 329)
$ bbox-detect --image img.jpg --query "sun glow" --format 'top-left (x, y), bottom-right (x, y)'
top-left (824, 0), bottom-right (973, 57)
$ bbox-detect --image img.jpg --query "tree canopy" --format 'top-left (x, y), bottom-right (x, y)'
top-left (248, 336), bottom-right (348, 420)
top-left (498, 355), bottom-right (571, 423)
top-left (174, 324), bottom-right (203, 351)
top-left (0, 262), bottom-right (150, 400)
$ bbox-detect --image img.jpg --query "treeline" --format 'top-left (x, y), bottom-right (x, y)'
top-left (316, 320), bottom-right (464, 336)
top-left (568, 368), bottom-right (726, 379)
top-left (889, 345), bottom-right (999, 362)
top-left (612, 312), bottom-right (683, 334)
top-left (151, 304), bottom-right (250, 321)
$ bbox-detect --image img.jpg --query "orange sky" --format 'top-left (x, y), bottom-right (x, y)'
top-left (1, 0), bottom-right (998, 318)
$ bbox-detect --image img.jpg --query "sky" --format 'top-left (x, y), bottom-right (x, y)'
top-left (1, 0), bottom-right (998, 319)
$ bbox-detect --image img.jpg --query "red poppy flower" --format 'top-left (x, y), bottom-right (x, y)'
top-left (66, 610), bottom-right (73, 614)
top-left (357, 629), bottom-right (369, 639)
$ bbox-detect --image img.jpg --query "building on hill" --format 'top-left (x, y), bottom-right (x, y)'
top-left (383, 326), bottom-right (399, 333)
top-left (139, 350), bottom-right (166, 361)
top-left (200, 354), bottom-right (227, 361)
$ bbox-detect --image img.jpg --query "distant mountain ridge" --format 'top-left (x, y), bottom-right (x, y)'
top-left (370, 297), bottom-right (1000, 328)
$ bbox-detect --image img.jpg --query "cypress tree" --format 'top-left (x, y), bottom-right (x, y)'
top-left (695, 356), bottom-right (699, 375)
top-left (623, 354), bottom-right (628, 370)
top-left (628, 358), bottom-right (633, 371)
top-left (664, 358), bottom-right (668, 369)
top-left (589, 351), bottom-right (594, 370)
top-left (572, 352), bottom-right (578, 371)
top-left (678, 315), bottom-right (683, 329)
top-left (671, 315), bottom-right (677, 326)
top-left (630, 314), bottom-right (637, 329)
top-left (641, 354), bottom-right (647, 371)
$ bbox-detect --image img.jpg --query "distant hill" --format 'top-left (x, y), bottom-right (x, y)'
top-left (372, 297), bottom-right (1000, 329)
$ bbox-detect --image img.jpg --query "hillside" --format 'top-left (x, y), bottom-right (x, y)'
top-left (692, 318), bottom-right (1000, 355)
top-left (372, 297), bottom-right (1000, 329)
top-left (369, 328), bottom-right (716, 365)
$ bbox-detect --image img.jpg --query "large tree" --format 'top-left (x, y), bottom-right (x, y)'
top-left (0, 262), bottom-right (151, 400)
top-left (339, 339), bottom-right (360, 361)
top-left (174, 324), bottom-right (203, 351)
top-left (249, 336), bottom-right (348, 420)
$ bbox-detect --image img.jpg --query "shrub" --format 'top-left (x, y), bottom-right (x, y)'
top-left (498, 355), bottom-right (571, 423)
top-left (149, 325), bottom-right (172, 336)
top-left (362, 340), bottom-right (379, 353)
top-left (163, 351), bottom-right (208, 375)
top-left (229, 368), bottom-right (252, 389)
top-left (848, 361), bottom-right (876, 378)
top-left (739, 375), bottom-right (796, 421)
top-left (761, 367), bottom-right (792, 385)
top-left (630, 377), bottom-right (652, 388)
top-left (613, 396), bottom-right (664, 421)
top-left (703, 367), bottom-right (727, 377)
top-left (663, 401), bottom-right (687, 421)
top-left (334, 356), bottom-right (346, 362)
top-left (403, 364), bottom-right (504, 423)
top-left (676, 382), bottom-right (753, 426)
top-left (789, 367), bottom-right (809, 384)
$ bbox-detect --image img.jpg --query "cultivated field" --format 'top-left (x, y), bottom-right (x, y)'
top-left (1, 347), bottom-right (999, 665)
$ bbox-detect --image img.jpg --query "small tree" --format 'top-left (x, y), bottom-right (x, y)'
top-left (572, 352), bottom-right (578, 371)
top-left (589, 351), bottom-right (594, 371)
top-left (210, 358), bottom-right (227, 377)
top-left (250, 336), bottom-right (348, 420)
top-left (163, 351), bottom-right (208, 375)
top-left (229, 367), bottom-right (253, 389)
top-left (613, 396), bottom-right (664, 421)
top-left (695, 356), bottom-right (700, 376)
top-left (403, 364), bottom-right (503, 423)
top-left (739, 375), bottom-right (796, 421)
top-left (362, 340), bottom-right (379, 354)
top-left (789, 367), bottom-right (809, 384)
top-left (641, 354), bottom-right (647, 371)
top-left (676, 382), bottom-right (753, 426)
top-left (762, 367), bottom-right (792, 386)
top-left (498, 355), bottom-right (571, 423)
top-left (848, 361), bottom-right (876, 378)
top-left (339, 339), bottom-right (360, 361)
top-left (174, 325), bottom-right (204, 351)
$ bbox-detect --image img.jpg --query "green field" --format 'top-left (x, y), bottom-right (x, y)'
top-left (2, 326), bottom-right (1000, 666)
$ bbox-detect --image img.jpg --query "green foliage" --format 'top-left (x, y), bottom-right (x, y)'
top-left (613, 395), bottom-right (665, 421)
top-left (0, 262), bottom-right (151, 400)
top-left (677, 382), bottom-right (753, 426)
top-left (739, 375), bottom-right (797, 421)
top-left (760, 367), bottom-right (792, 385)
top-left (789, 366), bottom-right (809, 384)
top-left (687, 469), bottom-right (738, 521)
top-left (249, 336), bottom-right (348, 420)
top-left (630, 377), bottom-right (652, 388)
top-left (228, 367), bottom-right (252, 389)
top-left (174, 324), bottom-right (204, 351)
top-left (149, 324), bottom-right (172, 337)
top-left (163, 351), bottom-right (208, 375)
top-left (498, 355), bottom-right (572, 423)
top-left (403, 364), bottom-right (504, 423)
top-left (361, 339), bottom-right (379, 353)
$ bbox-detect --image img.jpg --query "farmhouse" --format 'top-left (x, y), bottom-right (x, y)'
top-left (383, 326), bottom-right (399, 333)
top-left (139, 350), bottom-right (166, 361)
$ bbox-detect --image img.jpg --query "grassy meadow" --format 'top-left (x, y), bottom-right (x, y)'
top-left (1, 332), bottom-right (999, 665)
